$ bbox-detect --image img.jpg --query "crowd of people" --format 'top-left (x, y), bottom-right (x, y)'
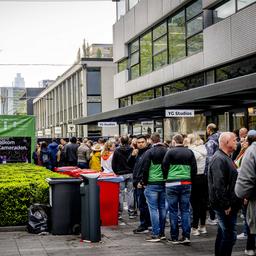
top-left (32, 124), bottom-right (256, 256)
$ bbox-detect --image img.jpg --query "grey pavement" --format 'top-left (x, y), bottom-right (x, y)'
top-left (0, 214), bottom-right (247, 256)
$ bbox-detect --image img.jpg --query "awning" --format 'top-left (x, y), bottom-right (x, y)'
top-left (74, 73), bottom-right (256, 125)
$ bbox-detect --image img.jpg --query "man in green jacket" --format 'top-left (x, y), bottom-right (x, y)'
top-left (162, 134), bottom-right (197, 245)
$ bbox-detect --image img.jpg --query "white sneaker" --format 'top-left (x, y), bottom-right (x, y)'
top-left (245, 249), bottom-right (256, 255)
top-left (199, 226), bottom-right (207, 234)
top-left (237, 232), bottom-right (247, 240)
top-left (206, 217), bottom-right (218, 225)
top-left (191, 228), bottom-right (200, 236)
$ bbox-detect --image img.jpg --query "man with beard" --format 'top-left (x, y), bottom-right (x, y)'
top-left (128, 135), bottom-right (151, 233)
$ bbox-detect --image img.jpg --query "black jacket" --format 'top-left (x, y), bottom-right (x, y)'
top-left (128, 146), bottom-right (150, 187)
top-left (112, 145), bottom-right (133, 175)
top-left (208, 149), bottom-right (241, 211)
top-left (141, 143), bottom-right (168, 185)
top-left (162, 145), bottom-right (197, 183)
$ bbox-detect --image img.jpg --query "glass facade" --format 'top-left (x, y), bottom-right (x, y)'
top-left (237, 0), bottom-right (256, 9)
top-left (129, 0), bottom-right (140, 10)
top-left (87, 102), bottom-right (101, 116)
top-left (117, 0), bottom-right (125, 20)
top-left (124, 0), bottom-right (203, 79)
top-left (119, 96), bottom-right (132, 108)
top-left (168, 11), bottom-right (186, 63)
top-left (132, 89), bottom-right (154, 105)
top-left (140, 32), bottom-right (152, 75)
top-left (153, 22), bottom-right (168, 70)
top-left (187, 32), bottom-right (203, 56)
top-left (213, 0), bottom-right (236, 23)
top-left (87, 68), bottom-right (102, 116)
top-left (87, 69), bottom-right (101, 95)
top-left (213, 0), bottom-right (256, 23)
top-left (118, 58), bottom-right (128, 72)
top-left (119, 54), bottom-right (256, 108)
top-left (215, 55), bottom-right (256, 82)
top-left (130, 40), bottom-right (140, 79)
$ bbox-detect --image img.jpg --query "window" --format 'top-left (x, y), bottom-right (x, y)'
top-left (129, 0), bottom-right (140, 10)
top-left (168, 11), bottom-right (186, 63)
top-left (140, 32), bottom-right (152, 75)
top-left (126, 0), bottom-right (203, 80)
top-left (132, 89), bottom-right (154, 104)
top-left (117, 0), bottom-right (125, 20)
top-left (215, 55), bottom-right (256, 82)
top-left (164, 81), bottom-right (187, 95)
top-left (237, 0), bottom-right (256, 10)
top-left (118, 59), bottom-right (128, 73)
top-left (213, 0), bottom-right (236, 23)
top-left (164, 73), bottom-right (205, 95)
top-left (129, 40), bottom-right (140, 79)
top-left (187, 15), bottom-right (203, 37)
top-left (119, 96), bottom-right (132, 108)
top-left (87, 102), bottom-right (101, 116)
top-left (87, 69), bottom-right (101, 95)
top-left (153, 22), bottom-right (168, 70)
top-left (212, 0), bottom-right (256, 24)
top-left (185, 0), bottom-right (203, 56)
top-left (186, 0), bottom-right (203, 20)
top-left (155, 87), bottom-right (162, 98)
top-left (187, 33), bottom-right (203, 56)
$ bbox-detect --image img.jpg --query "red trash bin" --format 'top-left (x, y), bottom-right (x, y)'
top-left (55, 169), bottom-right (120, 226)
top-left (97, 180), bottom-right (119, 226)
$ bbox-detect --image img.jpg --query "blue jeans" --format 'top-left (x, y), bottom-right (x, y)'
top-left (144, 184), bottom-right (166, 237)
top-left (214, 209), bottom-right (237, 256)
top-left (77, 162), bottom-right (89, 169)
top-left (136, 187), bottom-right (151, 229)
top-left (119, 174), bottom-right (135, 216)
top-left (166, 184), bottom-right (191, 240)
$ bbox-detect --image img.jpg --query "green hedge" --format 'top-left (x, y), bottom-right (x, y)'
top-left (0, 164), bottom-right (67, 226)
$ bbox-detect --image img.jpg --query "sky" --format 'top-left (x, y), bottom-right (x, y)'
top-left (0, 0), bottom-right (116, 87)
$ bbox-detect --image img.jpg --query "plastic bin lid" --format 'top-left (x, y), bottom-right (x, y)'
top-left (46, 177), bottom-right (82, 184)
top-left (80, 173), bottom-right (100, 179)
top-left (98, 176), bottom-right (124, 183)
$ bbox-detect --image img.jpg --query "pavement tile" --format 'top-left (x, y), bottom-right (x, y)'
top-left (0, 213), bottom-right (247, 256)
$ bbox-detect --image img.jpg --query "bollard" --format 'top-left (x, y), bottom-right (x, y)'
top-left (80, 173), bottom-right (101, 242)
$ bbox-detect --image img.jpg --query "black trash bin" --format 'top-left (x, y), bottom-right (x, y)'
top-left (80, 173), bottom-right (101, 242)
top-left (46, 178), bottom-right (82, 235)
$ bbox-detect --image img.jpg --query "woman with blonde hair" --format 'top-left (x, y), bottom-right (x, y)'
top-left (101, 140), bottom-right (116, 173)
top-left (187, 133), bottom-right (208, 236)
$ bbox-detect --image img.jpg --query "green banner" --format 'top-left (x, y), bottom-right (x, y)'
top-left (0, 115), bottom-right (35, 162)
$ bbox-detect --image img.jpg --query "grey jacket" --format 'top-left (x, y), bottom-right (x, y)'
top-left (235, 142), bottom-right (256, 199)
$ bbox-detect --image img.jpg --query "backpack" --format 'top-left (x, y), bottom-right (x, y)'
top-left (41, 151), bottom-right (50, 164)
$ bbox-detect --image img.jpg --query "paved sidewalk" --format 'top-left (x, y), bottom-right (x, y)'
top-left (0, 215), bottom-right (247, 256)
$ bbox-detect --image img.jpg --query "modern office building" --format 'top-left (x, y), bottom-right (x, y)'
top-left (0, 87), bottom-right (43, 115)
top-left (12, 73), bottom-right (25, 88)
top-left (75, 0), bottom-right (256, 140)
top-left (0, 87), bottom-right (27, 115)
top-left (33, 55), bottom-right (118, 138)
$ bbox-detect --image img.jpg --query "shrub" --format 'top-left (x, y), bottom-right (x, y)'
top-left (0, 164), bottom-right (67, 226)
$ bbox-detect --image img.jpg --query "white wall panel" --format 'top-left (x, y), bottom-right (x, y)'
top-left (135, 0), bottom-right (148, 35)
top-left (124, 8), bottom-right (135, 42)
top-left (204, 18), bottom-right (232, 68)
top-left (148, 0), bottom-right (163, 25)
top-left (231, 4), bottom-right (256, 58)
top-left (113, 17), bottom-right (126, 62)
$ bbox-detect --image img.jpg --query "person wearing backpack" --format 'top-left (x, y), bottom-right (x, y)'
top-left (48, 139), bottom-right (58, 170)
top-left (40, 141), bottom-right (51, 170)
top-left (205, 123), bottom-right (221, 225)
